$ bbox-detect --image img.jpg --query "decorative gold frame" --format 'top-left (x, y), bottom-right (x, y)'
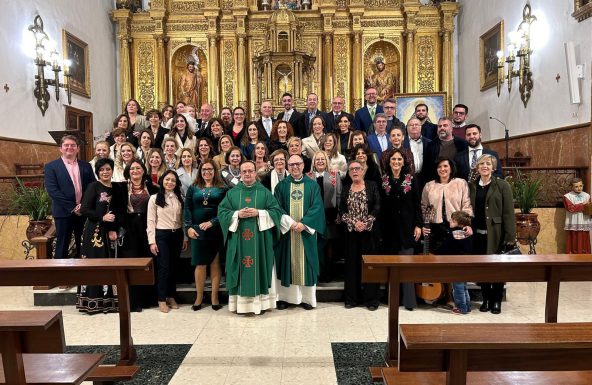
top-left (573, 0), bottom-right (592, 21)
top-left (393, 92), bottom-right (447, 124)
top-left (479, 21), bottom-right (504, 92)
top-left (62, 30), bottom-right (90, 98)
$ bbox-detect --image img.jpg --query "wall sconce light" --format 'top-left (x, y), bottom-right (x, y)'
top-left (496, 3), bottom-right (537, 107)
top-left (28, 15), bottom-right (72, 116)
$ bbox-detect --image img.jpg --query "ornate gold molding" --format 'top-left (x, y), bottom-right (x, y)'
top-left (223, 40), bottom-right (235, 107)
top-left (136, 41), bottom-right (156, 109)
top-left (573, 0), bottom-right (592, 21)
top-left (416, 35), bottom-right (435, 93)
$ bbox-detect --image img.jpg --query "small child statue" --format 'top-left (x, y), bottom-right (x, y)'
top-left (563, 178), bottom-right (592, 254)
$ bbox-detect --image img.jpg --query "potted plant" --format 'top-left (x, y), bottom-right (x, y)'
top-left (1, 178), bottom-right (52, 240)
top-left (508, 170), bottom-right (542, 245)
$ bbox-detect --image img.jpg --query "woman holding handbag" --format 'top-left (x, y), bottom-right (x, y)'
top-left (469, 154), bottom-right (516, 314)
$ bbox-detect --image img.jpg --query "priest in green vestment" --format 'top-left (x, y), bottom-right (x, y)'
top-left (274, 154), bottom-right (326, 310)
top-left (218, 161), bottom-right (284, 315)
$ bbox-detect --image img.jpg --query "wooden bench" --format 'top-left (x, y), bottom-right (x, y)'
top-left (362, 254), bottom-right (592, 363)
top-left (380, 370), bottom-right (592, 385)
top-left (86, 365), bottom-right (140, 385)
top-left (0, 258), bottom-right (153, 382)
top-left (391, 323), bottom-right (592, 385)
top-left (0, 353), bottom-right (104, 385)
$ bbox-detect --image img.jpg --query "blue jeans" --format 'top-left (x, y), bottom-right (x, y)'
top-left (452, 282), bottom-right (471, 313)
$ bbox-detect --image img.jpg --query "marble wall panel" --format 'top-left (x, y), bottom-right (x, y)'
top-left (0, 139), bottom-right (58, 175)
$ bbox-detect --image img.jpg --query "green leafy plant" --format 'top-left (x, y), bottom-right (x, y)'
top-left (2, 178), bottom-right (51, 221)
top-left (507, 170), bottom-right (542, 214)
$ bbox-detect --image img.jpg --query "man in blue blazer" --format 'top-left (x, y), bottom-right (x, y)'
top-left (367, 113), bottom-right (391, 160)
top-left (45, 135), bottom-right (95, 259)
top-left (454, 124), bottom-right (503, 181)
top-left (354, 87), bottom-right (384, 134)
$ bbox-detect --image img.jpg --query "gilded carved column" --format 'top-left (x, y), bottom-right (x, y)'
top-left (441, 30), bottom-right (452, 101)
top-left (112, 9), bottom-right (132, 109)
top-left (352, 32), bottom-right (362, 111)
top-left (155, 35), bottom-right (167, 108)
top-left (208, 36), bottom-right (219, 109)
top-left (237, 35), bottom-right (247, 108)
top-left (405, 31), bottom-right (415, 93)
top-left (323, 33), bottom-right (334, 108)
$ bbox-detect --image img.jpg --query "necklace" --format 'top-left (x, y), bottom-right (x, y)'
top-left (228, 167), bottom-right (240, 178)
top-left (202, 187), bottom-right (212, 205)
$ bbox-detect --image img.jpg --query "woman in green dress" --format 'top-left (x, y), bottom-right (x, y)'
top-left (184, 160), bottom-right (227, 311)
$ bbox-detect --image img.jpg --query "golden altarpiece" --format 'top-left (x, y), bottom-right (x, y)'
top-left (111, 0), bottom-right (459, 118)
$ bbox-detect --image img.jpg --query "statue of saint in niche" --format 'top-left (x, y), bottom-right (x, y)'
top-left (177, 60), bottom-right (201, 108)
top-left (365, 56), bottom-right (399, 102)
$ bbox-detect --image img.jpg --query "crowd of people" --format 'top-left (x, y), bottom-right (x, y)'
top-left (44, 89), bottom-right (517, 316)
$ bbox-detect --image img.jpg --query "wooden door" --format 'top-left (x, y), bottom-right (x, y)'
top-left (65, 106), bottom-right (93, 161)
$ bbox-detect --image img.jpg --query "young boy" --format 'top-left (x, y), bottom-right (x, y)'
top-left (436, 211), bottom-right (473, 314)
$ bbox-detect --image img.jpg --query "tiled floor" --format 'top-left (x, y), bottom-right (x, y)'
top-left (2, 282), bottom-right (592, 384)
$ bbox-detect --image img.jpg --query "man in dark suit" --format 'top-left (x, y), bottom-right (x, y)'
top-left (367, 113), bottom-right (390, 160)
top-left (321, 96), bottom-right (354, 133)
top-left (354, 87), bottom-right (384, 134)
top-left (44, 135), bottom-right (95, 259)
top-left (415, 103), bottom-right (438, 141)
top-left (302, 93), bottom-right (322, 136)
top-left (277, 92), bottom-right (306, 139)
top-left (403, 117), bottom-right (432, 191)
top-left (423, 117), bottom-right (468, 183)
top-left (454, 124), bottom-right (503, 181)
top-left (383, 97), bottom-right (406, 134)
top-left (194, 103), bottom-right (214, 137)
top-left (255, 101), bottom-right (276, 141)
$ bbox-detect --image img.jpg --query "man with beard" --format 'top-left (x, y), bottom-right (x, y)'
top-left (219, 107), bottom-right (233, 130)
top-left (177, 61), bottom-right (201, 107)
top-left (354, 87), bottom-right (384, 134)
top-left (454, 124), bottom-right (502, 181)
top-left (414, 103), bottom-right (438, 141)
top-left (383, 98), bottom-right (405, 134)
top-left (452, 104), bottom-right (469, 140)
top-left (277, 93), bottom-right (305, 139)
top-left (423, 117), bottom-right (468, 182)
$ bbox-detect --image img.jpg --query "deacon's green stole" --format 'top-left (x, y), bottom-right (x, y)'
top-left (238, 187), bottom-right (259, 296)
top-left (289, 182), bottom-right (305, 286)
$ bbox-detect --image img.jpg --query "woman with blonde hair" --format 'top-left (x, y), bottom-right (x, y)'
top-left (213, 134), bottom-right (233, 170)
top-left (90, 141), bottom-right (110, 179)
top-left (113, 142), bottom-right (138, 182)
top-left (320, 133), bottom-right (347, 177)
top-left (176, 148), bottom-right (198, 198)
top-left (147, 148), bottom-right (167, 186)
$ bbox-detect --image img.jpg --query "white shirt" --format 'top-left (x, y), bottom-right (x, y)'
top-left (263, 117), bottom-right (273, 136)
top-left (409, 136), bottom-right (424, 173)
top-left (468, 145), bottom-right (483, 167)
top-left (283, 109), bottom-right (294, 122)
top-left (376, 132), bottom-right (388, 151)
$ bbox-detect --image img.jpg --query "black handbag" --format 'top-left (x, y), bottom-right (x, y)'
top-left (501, 242), bottom-right (522, 255)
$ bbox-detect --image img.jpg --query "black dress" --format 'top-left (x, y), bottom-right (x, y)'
top-left (77, 182), bottom-right (118, 314)
top-left (112, 181), bottom-right (158, 309)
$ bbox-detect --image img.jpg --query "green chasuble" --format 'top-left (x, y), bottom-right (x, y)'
top-left (218, 181), bottom-right (283, 297)
top-left (274, 175), bottom-right (326, 287)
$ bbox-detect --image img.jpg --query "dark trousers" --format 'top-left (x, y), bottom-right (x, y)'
top-left (398, 247), bottom-right (418, 309)
top-left (155, 229), bottom-right (183, 301)
top-left (474, 233), bottom-right (505, 302)
top-left (54, 214), bottom-right (85, 259)
top-left (344, 231), bottom-right (379, 306)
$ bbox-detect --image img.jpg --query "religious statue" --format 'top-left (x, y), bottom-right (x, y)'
top-left (177, 60), bottom-right (201, 108)
top-left (563, 177), bottom-right (592, 254)
top-left (277, 68), bottom-right (293, 95)
top-left (365, 56), bottom-right (399, 102)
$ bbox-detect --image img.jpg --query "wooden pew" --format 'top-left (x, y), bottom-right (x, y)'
top-left (361, 254), bottom-right (592, 363)
top-left (0, 258), bottom-right (153, 366)
top-left (380, 370), bottom-right (592, 385)
top-left (0, 353), bottom-right (104, 385)
top-left (388, 323), bottom-right (592, 385)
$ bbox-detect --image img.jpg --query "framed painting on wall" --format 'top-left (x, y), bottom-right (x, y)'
top-left (479, 21), bottom-right (504, 92)
top-left (62, 30), bottom-right (90, 98)
top-left (393, 92), bottom-right (447, 124)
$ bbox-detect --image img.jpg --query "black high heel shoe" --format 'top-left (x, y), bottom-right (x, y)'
top-left (211, 304), bottom-right (222, 311)
top-left (479, 300), bottom-right (490, 312)
top-left (191, 303), bottom-right (203, 311)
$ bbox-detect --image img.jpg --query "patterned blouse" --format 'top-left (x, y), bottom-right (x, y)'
top-left (341, 188), bottom-right (375, 232)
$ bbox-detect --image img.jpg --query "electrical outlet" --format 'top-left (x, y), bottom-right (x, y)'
top-left (571, 111), bottom-right (578, 118)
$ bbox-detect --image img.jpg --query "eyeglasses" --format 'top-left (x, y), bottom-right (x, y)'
top-left (273, 159), bottom-right (285, 163)
top-left (240, 169), bottom-right (256, 174)
top-left (349, 167), bottom-right (363, 172)
top-left (383, 106), bottom-right (395, 109)
top-left (453, 111), bottom-right (466, 115)
top-left (287, 162), bottom-right (303, 168)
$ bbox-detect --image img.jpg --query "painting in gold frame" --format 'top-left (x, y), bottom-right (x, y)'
top-left (572, 0), bottom-right (592, 22)
top-left (62, 30), bottom-right (90, 98)
top-left (479, 21), bottom-right (503, 92)
top-left (393, 92), bottom-right (447, 125)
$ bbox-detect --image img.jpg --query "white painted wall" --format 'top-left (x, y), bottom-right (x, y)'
top-left (0, 0), bottom-right (117, 144)
top-left (456, 0), bottom-right (591, 140)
